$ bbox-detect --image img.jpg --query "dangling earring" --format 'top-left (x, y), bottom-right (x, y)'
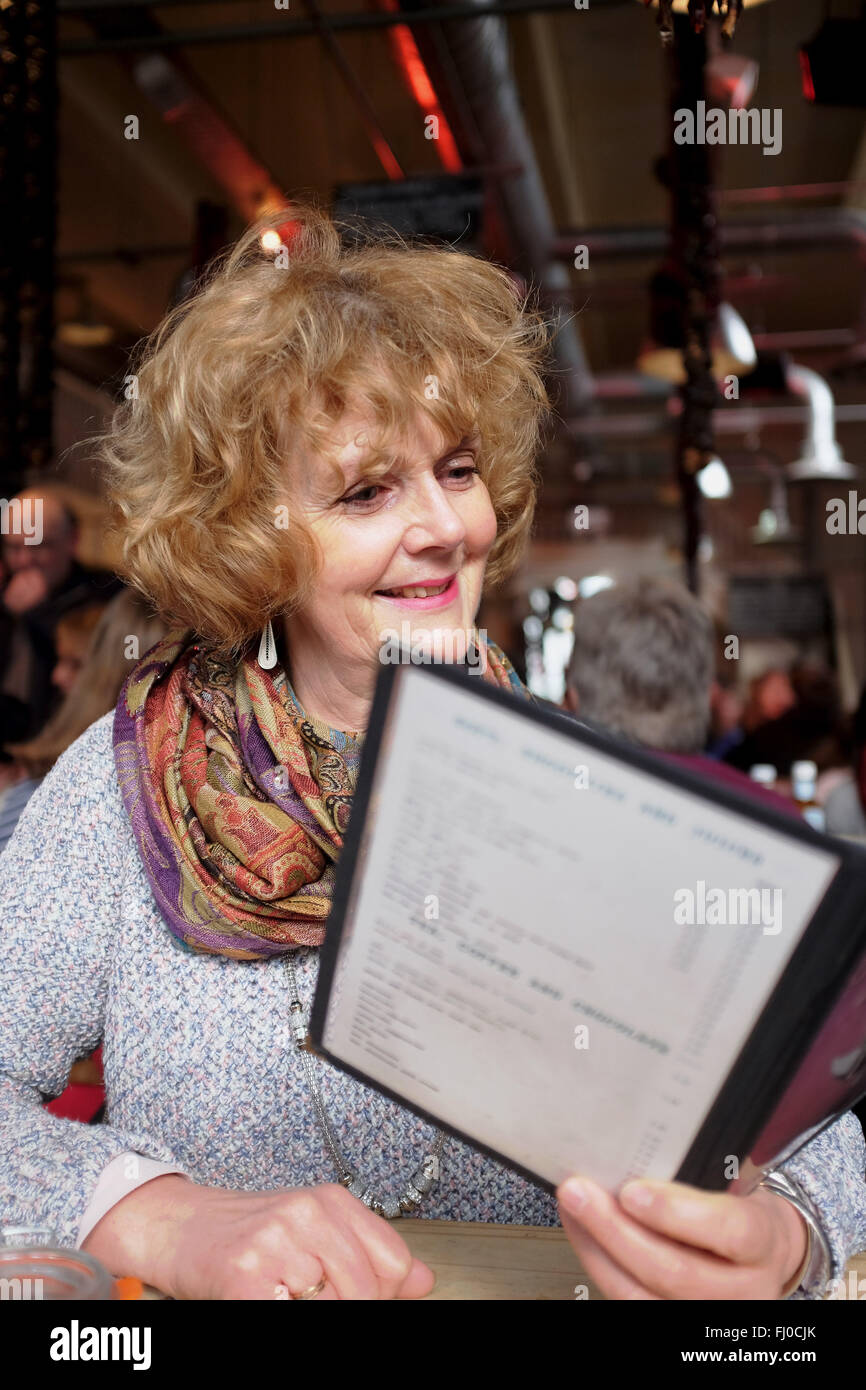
top-left (257, 619), bottom-right (278, 670)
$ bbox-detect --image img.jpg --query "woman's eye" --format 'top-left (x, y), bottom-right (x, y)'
top-left (342, 461), bottom-right (479, 510)
top-left (343, 485), bottom-right (381, 508)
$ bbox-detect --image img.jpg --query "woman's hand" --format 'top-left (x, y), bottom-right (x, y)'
top-left (556, 1174), bottom-right (809, 1300)
top-left (168, 1180), bottom-right (437, 1300)
top-left (85, 1175), bottom-right (435, 1300)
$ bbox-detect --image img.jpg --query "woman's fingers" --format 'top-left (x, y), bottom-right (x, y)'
top-left (284, 1189), bottom-right (384, 1300)
top-left (618, 1178), bottom-right (771, 1264)
top-left (556, 1177), bottom-right (765, 1300)
top-left (335, 1188), bottom-right (434, 1298)
top-left (395, 1257), bottom-right (437, 1300)
top-left (559, 1207), bottom-right (659, 1300)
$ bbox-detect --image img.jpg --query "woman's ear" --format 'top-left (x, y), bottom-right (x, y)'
top-left (562, 683), bottom-right (579, 714)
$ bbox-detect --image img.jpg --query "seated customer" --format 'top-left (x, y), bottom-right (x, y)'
top-left (1, 488), bottom-right (121, 740)
top-left (723, 661), bottom-right (850, 783)
top-left (561, 576), bottom-right (797, 817)
top-left (1, 589), bottom-right (166, 854)
top-left (0, 603), bottom-right (107, 852)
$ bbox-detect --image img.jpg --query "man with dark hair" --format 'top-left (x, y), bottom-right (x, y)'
top-left (562, 576), bottom-right (797, 816)
top-left (1, 487), bottom-right (121, 743)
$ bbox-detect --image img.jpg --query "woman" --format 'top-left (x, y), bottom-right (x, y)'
top-left (1, 204), bottom-right (862, 1300)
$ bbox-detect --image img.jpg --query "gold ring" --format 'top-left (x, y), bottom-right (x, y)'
top-left (291, 1275), bottom-right (328, 1300)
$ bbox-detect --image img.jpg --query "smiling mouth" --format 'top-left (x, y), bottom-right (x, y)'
top-left (374, 574), bottom-right (456, 599)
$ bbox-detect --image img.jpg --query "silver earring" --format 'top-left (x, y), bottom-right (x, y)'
top-left (257, 619), bottom-right (278, 669)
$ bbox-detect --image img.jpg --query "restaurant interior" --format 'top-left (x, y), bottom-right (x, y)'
top-left (2, 0), bottom-right (866, 1308)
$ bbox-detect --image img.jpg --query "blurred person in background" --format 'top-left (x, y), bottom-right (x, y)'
top-left (0, 589), bottom-right (166, 854)
top-left (0, 603), bottom-right (104, 795)
top-left (824, 685), bottom-right (866, 839)
top-left (723, 661), bottom-right (851, 788)
top-left (0, 547), bottom-right (32, 751)
top-left (0, 486), bottom-right (121, 742)
top-left (561, 577), bottom-right (798, 818)
top-left (50, 603), bottom-right (106, 697)
top-left (704, 673), bottom-right (745, 761)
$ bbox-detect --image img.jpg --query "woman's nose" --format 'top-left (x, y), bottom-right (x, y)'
top-left (400, 479), bottom-right (467, 551)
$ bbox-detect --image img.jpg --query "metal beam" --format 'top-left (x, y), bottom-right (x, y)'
top-left (60, 0), bottom-right (584, 54)
top-left (566, 403), bottom-right (866, 439)
top-left (554, 212), bottom-right (866, 261)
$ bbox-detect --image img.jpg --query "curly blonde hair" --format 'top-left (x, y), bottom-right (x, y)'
top-left (98, 200), bottom-right (553, 655)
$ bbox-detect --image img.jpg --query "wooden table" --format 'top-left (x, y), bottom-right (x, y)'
top-left (142, 1221), bottom-right (866, 1300)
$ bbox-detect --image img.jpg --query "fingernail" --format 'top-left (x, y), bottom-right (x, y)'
top-left (560, 1177), bottom-right (590, 1216)
top-left (620, 1180), bottom-right (655, 1210)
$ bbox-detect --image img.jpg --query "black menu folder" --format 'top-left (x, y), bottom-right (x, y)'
top-left (310, 657), bottom-right (866, 1197)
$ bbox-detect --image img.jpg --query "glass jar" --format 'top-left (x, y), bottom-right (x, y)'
top-left (0, 1229), bottom-right (115, 1300)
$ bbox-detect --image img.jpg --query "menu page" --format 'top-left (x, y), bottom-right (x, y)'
top-left (319, 667), bottom-right (841, 1191)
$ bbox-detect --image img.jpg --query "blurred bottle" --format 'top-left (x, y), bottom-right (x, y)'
top-left (792, 760), bottom-right (826, 832)
top-left (749, 763), bottom-right (778, 790)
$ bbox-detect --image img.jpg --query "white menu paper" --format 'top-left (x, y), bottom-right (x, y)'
top-left (318, 666), bottom-right (841, 1191)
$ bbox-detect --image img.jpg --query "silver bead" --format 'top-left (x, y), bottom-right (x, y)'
top-left (289, 1002), bottom-right (308, 1044)
top-left (370, 1198), bottom-right (400, 1220)
top-left (421, 1153), bottom-right (441, 1182)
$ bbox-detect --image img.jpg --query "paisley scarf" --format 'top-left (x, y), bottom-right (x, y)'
top-left (113, 628), bottom-right (534, 960)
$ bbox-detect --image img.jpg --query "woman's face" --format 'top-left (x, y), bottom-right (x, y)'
top-left (283, 405), bottom-right (498, 677)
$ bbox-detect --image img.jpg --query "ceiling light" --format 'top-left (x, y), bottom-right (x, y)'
top-left (554, 576), bottom-right (578, 602)
top-left (57, 279), bottom-right (114, 348)
top-left (638, 0), bottom-right (773, 7)
top-left (637, 301), bottom-right (756, 385)
top-left (578, 575), bottom-right (615, 600)
top-left (751, 475), bottom-right (799, 544)
top-left (697, 456), bottom-right (732, 499)
top-left (705, 53), bottom-right (759, 110)
top-left (260, 230), bottom-right (283, 252)
top-left (785, 364), bottom-right (856, 481)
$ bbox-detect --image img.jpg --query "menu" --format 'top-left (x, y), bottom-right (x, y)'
top-left (311, 660), bottom-right (866, 1195)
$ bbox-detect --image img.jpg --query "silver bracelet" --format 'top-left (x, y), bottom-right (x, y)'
top-left (758, 1169), bottom-right (833, 1299)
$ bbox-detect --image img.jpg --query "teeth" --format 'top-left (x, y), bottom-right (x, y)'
top-left (381, 581), bottom-right (450, 599)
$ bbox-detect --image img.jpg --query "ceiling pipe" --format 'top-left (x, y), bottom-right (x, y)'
top-left (410, 0), bottom-right (594, 421)
top-left (566, 401), bottom-right (866, 439)
top-left (552, 210), bottom-right (866, 261)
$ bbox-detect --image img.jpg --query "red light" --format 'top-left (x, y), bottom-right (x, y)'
top-left (799, 50), bottom-right (816, 103)
top-left (378, 0), bottom-right (463, 174)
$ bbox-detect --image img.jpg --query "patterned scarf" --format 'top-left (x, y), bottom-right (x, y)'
top-left (113, 628), bottom-right (534, 960)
